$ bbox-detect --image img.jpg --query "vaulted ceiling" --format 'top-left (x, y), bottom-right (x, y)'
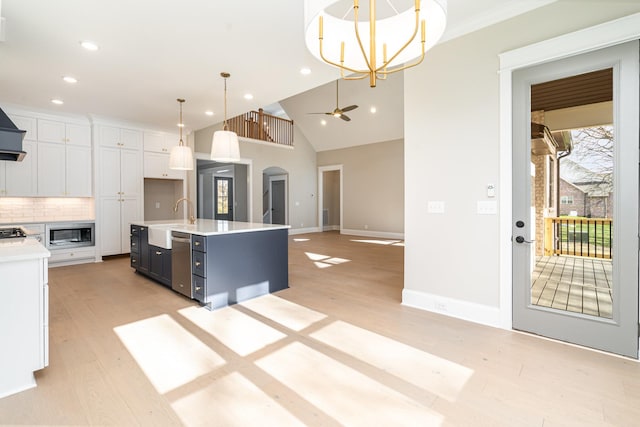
top-left (0, 1), bottom-right (558, 150)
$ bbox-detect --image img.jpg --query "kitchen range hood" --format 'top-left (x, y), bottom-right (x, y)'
top-left (0, 107), bottom-right (27, 161)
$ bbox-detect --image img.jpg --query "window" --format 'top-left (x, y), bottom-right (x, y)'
top-left (560, 195), bottom-right (573, 205)
top-left (217, 180), bottom-right (229, 214)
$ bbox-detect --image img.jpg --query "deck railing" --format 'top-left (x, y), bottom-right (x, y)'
top-left (544, 217), bottom-right (612, 259)
top-left (227, 108), bottom-right (294, 147)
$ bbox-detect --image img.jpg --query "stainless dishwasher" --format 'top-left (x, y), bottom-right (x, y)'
top-left (171, 231), bottom-right (192, 298)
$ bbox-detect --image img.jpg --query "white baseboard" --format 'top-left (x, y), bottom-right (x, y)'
top-left (289, 226), bottom-right (321, 235)
top-left (402, 288), bottom-right (502, 329)
top-left (323, 225), bottom-right (340, 231)
top-left (340, 228), bottom-right (404, 240)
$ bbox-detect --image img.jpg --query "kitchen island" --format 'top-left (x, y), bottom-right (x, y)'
top-left (130, 219), bottom-right (290, 310)
top-left (0, 238), bottom-right (50, 398)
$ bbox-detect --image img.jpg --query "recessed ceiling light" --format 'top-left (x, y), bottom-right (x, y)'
top-left (177, 123), bottom-right (185, 128)
top-left (370, 106), bottom-right (377, 113)
top-left (51, 99), bottom-right (64, 105)
top-left (62, 76), bottom-right (78, 84)
top-left (80, 40), bottom-right (99, 51)
top-left (244, 93), bottom-right (253, 100)
top-left (205, 111), bottom-right (214, 116)
top-left (300, 67), bottom-right (311, 75)
top-left (321, 119), bottom-right (327, 126)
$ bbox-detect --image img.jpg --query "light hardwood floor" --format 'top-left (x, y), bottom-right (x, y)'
top-left (1, 231), bottom-right (639, 426)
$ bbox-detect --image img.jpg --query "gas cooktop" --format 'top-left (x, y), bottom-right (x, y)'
top-left (0, 227), bottom-right (27, 240)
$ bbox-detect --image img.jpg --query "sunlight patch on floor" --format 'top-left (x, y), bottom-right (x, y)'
top-left (178, 306), bottom-right (286, 356)
top-left (351, 239), bottom-right (403, 246)
top-left (293, 238), bottom-right (310, 242)
top-left (256, 342), bottom-right (443, 426)
top-left (114, 314), bottom-right (226, 394)
top-left (240, 294), bottom-right (327, 331)
top-left (310, 321), bottom-right (473, 402)
top-left (305, 252), bottom-right (351, 269)
top-left (171, 371), bottom-right (305, 427)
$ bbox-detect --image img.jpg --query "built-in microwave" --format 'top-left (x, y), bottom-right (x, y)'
top-left (45, 222), bottom-right (95, 249)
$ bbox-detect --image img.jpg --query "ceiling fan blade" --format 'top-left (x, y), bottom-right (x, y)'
top-left (341, 105), bottom-right (358, 113)
top-left (340, 114), bottom-right (351, 122)
top-left (307, 112), bottom-right (331, 115)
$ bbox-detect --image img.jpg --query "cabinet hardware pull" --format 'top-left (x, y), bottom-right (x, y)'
top-left (156, 251), bottom-right (162, 255)
top-left (132, 259), bottom-right (136, 263)
top-left (194, 241), bottom-right (200, 246)
top-left (195, 286), bottom-right (201, 291)
top-left (195, 261), bottom-right (201, 267)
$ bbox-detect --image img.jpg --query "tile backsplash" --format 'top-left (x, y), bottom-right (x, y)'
top-left (0, 198), bottom-right (95, 224)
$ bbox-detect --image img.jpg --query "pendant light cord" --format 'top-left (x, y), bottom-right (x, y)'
top-left (177, 98), bottom-right (185, 146)
top-left (221, 72), bottom-right (231, 131)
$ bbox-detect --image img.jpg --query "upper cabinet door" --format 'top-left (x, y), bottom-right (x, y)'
top-left (144, 131), bottom-right (167, 153)
top-left (9, 115), bottom-right (37, 141)
top-left (99, 126), bottom-right (121, 147)
top-left (37, 142), bottom-right (66, 196)
top-left (5, 140), bottom-right (38, 196)
top-left (66, 145), bottom-right (92, 196)
top-left (121, 129), bottom-right (143, 150)
top-left (37, 119), bottom-right (66, 144)
top-left (66, 123), bottom-right (91, 147)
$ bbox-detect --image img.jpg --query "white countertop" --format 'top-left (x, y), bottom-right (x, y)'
top-left (133, 219), bottom-right (291, 236)
top-left (0, 238), bottom-right (50, 263)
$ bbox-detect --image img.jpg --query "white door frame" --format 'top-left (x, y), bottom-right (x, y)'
top-left (269, 174), bottom-right (288, 225)
top-left (317, 165), bottom-right (344, 232)
top-left (498, 13), bottom-right (640, 331)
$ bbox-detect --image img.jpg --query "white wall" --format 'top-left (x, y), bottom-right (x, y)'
top-left (403, 2), bottom-right (640, 325)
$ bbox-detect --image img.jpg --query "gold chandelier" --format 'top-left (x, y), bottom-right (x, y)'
top-left (304, 0), bottom-right (447, 87)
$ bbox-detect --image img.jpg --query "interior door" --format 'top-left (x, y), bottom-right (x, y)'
top-left (512, 41), bottom-right (639, 358)
top-left (270, 178), bottom-right (286, 225)
top-left (214, 176), bottom-right (233, 220)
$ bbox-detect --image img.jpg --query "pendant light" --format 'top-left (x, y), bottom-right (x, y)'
top-left (169, 98), bottom-right (194, 170)
top-left (211, 72), bottom-right (240, 162)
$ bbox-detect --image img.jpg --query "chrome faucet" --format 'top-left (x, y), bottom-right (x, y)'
top-left (174, 197), bottom-right (196, 224)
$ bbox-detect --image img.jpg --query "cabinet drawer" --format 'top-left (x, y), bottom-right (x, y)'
top-left (193, 275), bottom-right (205, 302)
top-left (131, 254), bottom-right (139, 268)
top-left (130, 235), bottom-right (139, 253)
top-left (192, 251), bottom-right (206, 277)
top-left (192, 235), bottom-right (206, 252)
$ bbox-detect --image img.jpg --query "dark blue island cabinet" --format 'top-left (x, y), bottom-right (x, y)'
top-left (191, 228), bottom-right (289, 310)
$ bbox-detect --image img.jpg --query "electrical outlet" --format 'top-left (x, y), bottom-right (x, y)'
top-left (427, 201), bottom-right (445, 213)
top-left (155, 202), bottom-right (160, 209)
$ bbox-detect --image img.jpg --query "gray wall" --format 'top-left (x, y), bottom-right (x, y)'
top-left (318, 139), bottom-right (404, 235)
top-left (143, 179), bottom-right (184, 221)
top-left (195, 124), bottom-right (317, 230)
top-left (403, 2), bottom-right (640, 311)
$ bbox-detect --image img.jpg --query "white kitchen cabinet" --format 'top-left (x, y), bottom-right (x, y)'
top-left (0, 241), bottom-right (49, 399)
top-left (143, 131), bottom-right (175, 153)
top-left (37, 141), bottom-right (91, 197)
top-left (99, 126), bottom-right (143, 150)
top-left (10, 115), bottom-right (37, 141)
top-left (97, 126), bottom-right (143, 256)
top-left (144, 151), bottom-right (185, 180)
top-left (0, 114), bottom-right (38, 197)
top-left (0, 140), bottom-right (38, 196)
top-left (37, 119), bottom-right (90, 146)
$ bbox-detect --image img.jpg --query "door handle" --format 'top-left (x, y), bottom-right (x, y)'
top-left (514, 236), bottom-right (535, 244)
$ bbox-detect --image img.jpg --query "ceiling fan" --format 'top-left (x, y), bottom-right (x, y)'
top-left (309, 80), bottom-right (358, 121)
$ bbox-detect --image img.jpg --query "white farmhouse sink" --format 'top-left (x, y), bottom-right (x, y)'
top-left (147, 223), bottom-right (198, 249)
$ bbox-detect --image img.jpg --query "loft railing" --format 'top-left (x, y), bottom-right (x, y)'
top-left (227, 108), bottom-right (294, 147)
top-left (544, 217), bottom-right (612, 259)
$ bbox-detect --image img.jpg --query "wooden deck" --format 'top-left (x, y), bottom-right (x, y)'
top-left (531, 255), bottom-right (613, 318)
